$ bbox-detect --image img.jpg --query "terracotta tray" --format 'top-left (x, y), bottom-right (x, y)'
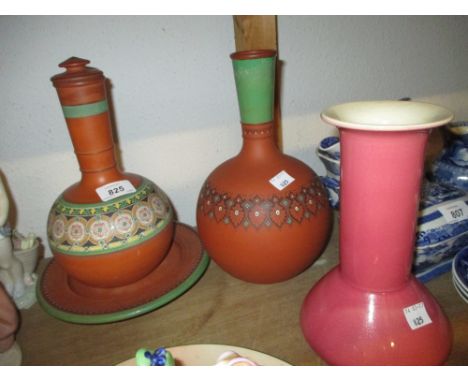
top-left (37, 223), bottom-right (209, 324)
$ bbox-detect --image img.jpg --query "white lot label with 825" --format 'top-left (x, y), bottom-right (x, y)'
top-left (96, 180), bottom-right (137, 202)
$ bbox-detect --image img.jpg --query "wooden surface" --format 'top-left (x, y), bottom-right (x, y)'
top-left (16, 215), bottom-right (468, 365)
top-left (233, 15), bottom-right (283, 150)
top-left (233, 16), bottom-right (277, 51)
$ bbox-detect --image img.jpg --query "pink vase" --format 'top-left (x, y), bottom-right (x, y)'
top-left (301, 100), bottom-right (454, 365)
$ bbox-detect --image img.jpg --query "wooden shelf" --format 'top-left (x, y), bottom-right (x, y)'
top-left (17, 215), bottom-right (468, 365)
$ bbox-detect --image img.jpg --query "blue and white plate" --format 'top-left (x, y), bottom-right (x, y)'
top-left (452, 246), bottom-right (468, 303)
top-left (452, 277), bottom-right (468, 304)
top-left (453, 246), bottom-right (468, 290)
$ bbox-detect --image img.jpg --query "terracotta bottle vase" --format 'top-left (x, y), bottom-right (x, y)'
top-left (301, 100), bottom-right (454, 365)
top-left (196, 50), bottom-right (332, 283)
top-left (46, 57), bottom-right (174, 289)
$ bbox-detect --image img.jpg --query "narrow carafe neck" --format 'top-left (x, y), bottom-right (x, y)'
top-left (51, 57), bottom-right (124, 190)
top-left (61, 97), bottom-right (122, 186)
top-left (239, 122), bottom-right (280, 160)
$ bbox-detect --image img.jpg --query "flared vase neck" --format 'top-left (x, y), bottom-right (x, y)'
top-left (338, 128), bottom-right (430, 292)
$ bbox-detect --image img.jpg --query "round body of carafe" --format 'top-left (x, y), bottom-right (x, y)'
top-left (47, 175), bottom-right (174, 288)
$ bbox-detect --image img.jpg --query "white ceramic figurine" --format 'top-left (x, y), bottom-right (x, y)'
top-left (0, 175), bottom-right (39, 309)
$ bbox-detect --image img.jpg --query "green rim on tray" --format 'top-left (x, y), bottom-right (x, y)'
top-left (36, 224), bottom-right (210, 324)
top-left (36, 252), bottom-right (209, 324)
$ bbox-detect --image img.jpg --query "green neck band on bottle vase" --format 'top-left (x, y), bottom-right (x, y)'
top-left (231, 51), bottom-right (276, 125)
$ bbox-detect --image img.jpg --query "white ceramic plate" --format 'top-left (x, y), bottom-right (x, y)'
top-left (117, 344), bottom-right (291, 366)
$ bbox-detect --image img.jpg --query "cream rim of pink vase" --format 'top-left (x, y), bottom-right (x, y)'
top-left (321, 100), bottom-right (453, 131)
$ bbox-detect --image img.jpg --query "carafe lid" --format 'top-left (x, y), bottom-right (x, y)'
top-left (51, 57), bottom-right (104, 88)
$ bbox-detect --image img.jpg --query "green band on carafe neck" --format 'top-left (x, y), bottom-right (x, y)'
top-left (232, 52), bottom-right (276, 125)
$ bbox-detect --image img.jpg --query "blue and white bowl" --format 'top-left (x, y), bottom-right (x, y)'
top-left (431, 121), bottom-right (468, 191)
top-left (317, 136), bottom-right (341, 161)
top-left (317, 136), bottom-right (341, 180)
top-left (320, 176), bottom-right (340, 210)
top-left (447, 121), bottom-right (468, 145)
top-left (317, 136), bottom-right (341, 209)
top-left (452, 246), bottom-right (468, 303)
top-left (452, 277), bottom-right (468, 304)
top-left (453, 246), bottom-right (468, 289)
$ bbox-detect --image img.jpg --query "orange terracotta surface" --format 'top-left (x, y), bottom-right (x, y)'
top-left (39, 224), bottom-right (205, 320)
top-left (48, 57), bottom-right (174, 289)
top-left (197, 122), bottom-right (332, 283)
top-left (198, 215), bottom-right (331, 283)
top-left (53, 222), bottom-right (174, 289)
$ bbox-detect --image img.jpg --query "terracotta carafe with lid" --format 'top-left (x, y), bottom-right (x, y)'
top-left (196, 50), bottom-right (332, 283)
top-left (47, 57), bottom-right (174, 289)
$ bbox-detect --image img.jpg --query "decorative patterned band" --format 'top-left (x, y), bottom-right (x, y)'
top-left (62, 99), bottom-right (108, 119)
top-left (242, 124), bottom-right (274, 138)
top-left (198, 178), bottom-right (328, 229)
top-left (47, 179), bottom-right (173, 256)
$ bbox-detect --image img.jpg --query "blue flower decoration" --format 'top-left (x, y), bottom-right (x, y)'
top-left (144, 347), bottom-right (167, 366)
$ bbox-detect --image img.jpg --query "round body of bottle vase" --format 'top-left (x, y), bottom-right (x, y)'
top-left (196, 51), bottom-right (332, 283)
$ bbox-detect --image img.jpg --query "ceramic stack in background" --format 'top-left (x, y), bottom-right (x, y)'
top-left (316, 137), bottom-right (340, 209)
top-left (431, 122), bottom-right (468, 191)
top-left (430, 122), bottom-right (468, 302)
